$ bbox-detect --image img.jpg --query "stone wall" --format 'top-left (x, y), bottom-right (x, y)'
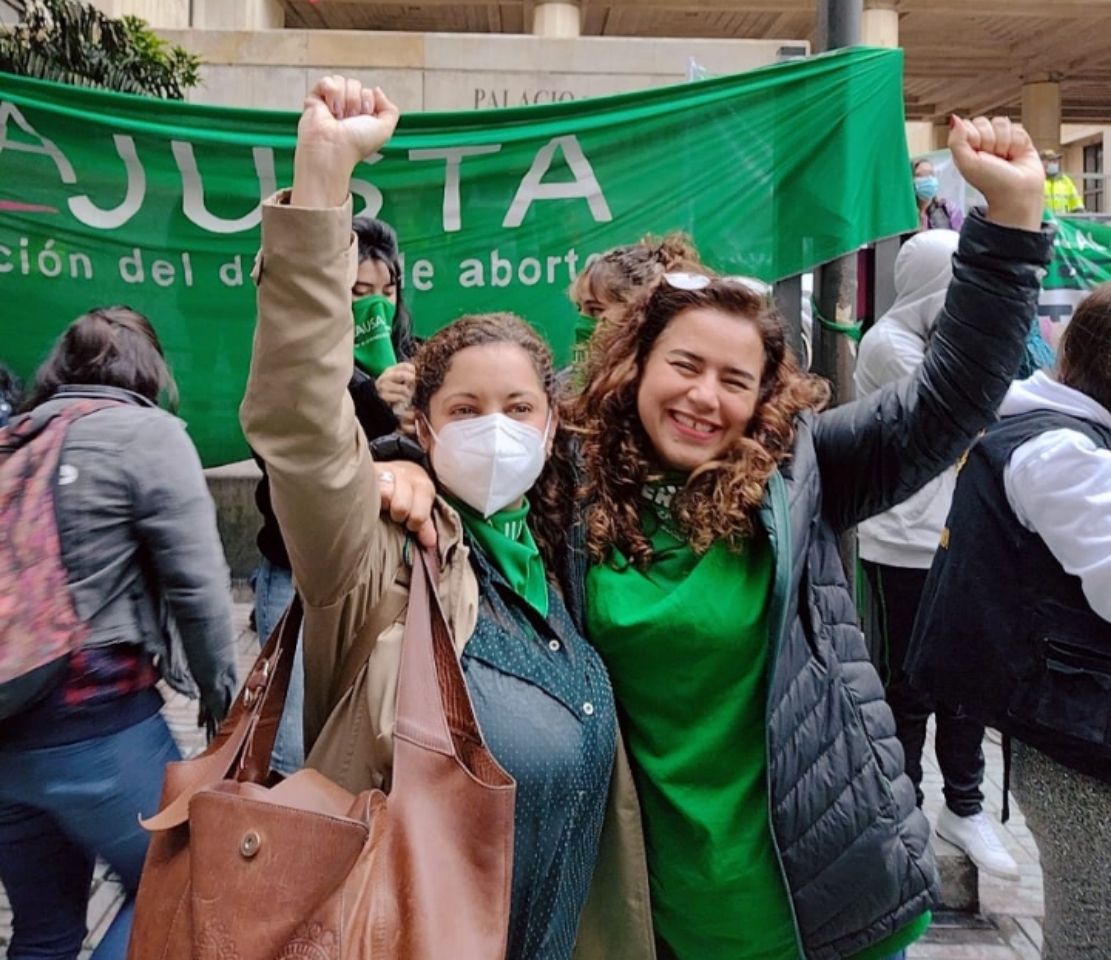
top-left (158, 28), bottom-right (805, 113)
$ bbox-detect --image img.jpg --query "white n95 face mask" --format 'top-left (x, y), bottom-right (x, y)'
top-left (426, 412), bottom-right (550, 518)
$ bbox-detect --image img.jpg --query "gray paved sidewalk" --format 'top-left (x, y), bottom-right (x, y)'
top-left (1, 604), bottom-right (1045, 959)
top-left (911, 724), bottom-right (1044, 959)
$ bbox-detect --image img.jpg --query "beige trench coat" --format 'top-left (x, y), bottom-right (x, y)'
top-left (240, 192), bottom-right (656, 960)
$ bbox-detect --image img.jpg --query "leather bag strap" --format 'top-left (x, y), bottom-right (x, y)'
top-left (141, 595), bottom-right (303, 830)
top-left (393, 546), bottom-right (484, 758)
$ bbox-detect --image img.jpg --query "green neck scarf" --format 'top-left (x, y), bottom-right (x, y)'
top-left (448, 496), bottom-right (550, 617)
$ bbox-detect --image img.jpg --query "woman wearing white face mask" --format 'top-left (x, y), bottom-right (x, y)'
top-left (240, 76), bottom-right (618, 960)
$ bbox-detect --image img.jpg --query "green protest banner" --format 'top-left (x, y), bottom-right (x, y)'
top-left (0, 47), bottom-right (916, 466)
top-left (1040, 216), bottom-right (1111, 339)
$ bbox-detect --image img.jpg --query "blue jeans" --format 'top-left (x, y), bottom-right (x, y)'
top-left (252, 556), bottom-right (304, 775)
top-left (0, 710), bottom-right (181, 960)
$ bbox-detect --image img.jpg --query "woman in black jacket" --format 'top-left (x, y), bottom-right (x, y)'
top-left (569, 116), bottom-right (1052, 960)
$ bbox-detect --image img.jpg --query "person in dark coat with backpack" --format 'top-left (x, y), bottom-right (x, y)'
top-left (907, 284), bottom-right (1111, 960)
top-left (0, 306), bottom-right (238, 960)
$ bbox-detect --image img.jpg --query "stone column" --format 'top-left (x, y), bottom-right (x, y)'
top-left (87, 0), bottom-right (189, 28)
top-left (863, 1), bottom-right (912, 166)
top-left (532, 1), bottom-right (581, 38)
top-left (192, 0), bottom-right (284, 30)
top-left (905, 121), bottom-right (934, 158)
top-left (1022, 77), bottom-right (1063, 153)
top-left (862, 0), bottom-right (899, 49)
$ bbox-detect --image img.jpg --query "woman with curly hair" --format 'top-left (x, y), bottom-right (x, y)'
top-left (569, 116), bottom-right (1054, 960)
top-left (240, 77), bottom-right (617, 960)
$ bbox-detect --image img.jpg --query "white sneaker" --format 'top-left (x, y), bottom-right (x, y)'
top-left (936, 807), bottom-right (1020, 881)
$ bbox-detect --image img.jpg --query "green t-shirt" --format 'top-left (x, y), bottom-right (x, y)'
top-left (586, 487), bottom-right (930, 959)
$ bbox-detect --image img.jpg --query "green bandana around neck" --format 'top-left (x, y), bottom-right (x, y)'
top-left (352, 294), bottom-right (398, 377)
top-left (448, 495), bottom-right (550, 617)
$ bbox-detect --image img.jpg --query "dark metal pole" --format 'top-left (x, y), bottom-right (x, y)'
top-left (813, 0), bottom-right (863, 590)
top-left (811, 261), bottom-right (858, 406)
top-left (812, 0), bottom-right (862, 410)
top-left (816, 0), bottom-right (862, 55)
top-left (773, 275), bottom-right (805, 367)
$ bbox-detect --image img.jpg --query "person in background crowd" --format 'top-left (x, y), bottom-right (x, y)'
top-left (248, 213), bottom-right (419, 776)
top-left (912, 157), bottom-right (964, 232)
top-left (569, 114), bottom-right (1051, 960)
top-left (907, 283), bottom-right (1111, 960)
top-left (240, 77), bottom-right (619, 960)
top-left (0, 307), bottom-right (237, 960)
top-left (1040, 147), bottom-right (1085, 216)
top-left (0, 363), bottom-right (21, 427)
top-left (855, 229), bottom-right (1019, 882)
top-left (350, 215), bottom-right (419, 436)
top-left (569, 233), bottom-right (702, 366)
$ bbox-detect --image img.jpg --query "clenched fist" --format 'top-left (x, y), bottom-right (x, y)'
top-left (291, 76), bottom-right (400, 209)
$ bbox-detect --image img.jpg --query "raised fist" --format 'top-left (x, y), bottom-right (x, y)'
top-left (292, 76), bottom-right (400, 208)
top-left (949, 116), bottom-right (1045, 232)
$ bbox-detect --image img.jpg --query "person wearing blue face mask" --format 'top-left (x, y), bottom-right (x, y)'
top-left (913, 158), bottom-right (964, 232)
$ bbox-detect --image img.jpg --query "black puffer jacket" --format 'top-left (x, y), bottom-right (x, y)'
top-left (760, 209), bottom-right (1053, 957)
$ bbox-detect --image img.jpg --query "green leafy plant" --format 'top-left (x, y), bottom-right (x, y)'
top-left (0, 0), bottom-right (201, 99)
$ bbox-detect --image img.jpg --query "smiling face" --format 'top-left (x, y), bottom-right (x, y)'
top-left (636, 306), bottom-right (765, 473)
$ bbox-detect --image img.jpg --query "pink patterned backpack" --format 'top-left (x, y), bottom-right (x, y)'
top-left (0, 399), bottom-right (122, 719)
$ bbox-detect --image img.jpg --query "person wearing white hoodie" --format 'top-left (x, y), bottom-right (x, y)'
top-left (855, 228), bottom-right (1020, 881)
top-left (907, 284), bottom-right (1111, 959)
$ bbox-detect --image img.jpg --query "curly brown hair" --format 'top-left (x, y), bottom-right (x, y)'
top-left (570, 232), bottom-right (703, 321)
top-left (411, 312), bottom-right (576, 576)
top-left (571, 277), bottom-right (829, 567)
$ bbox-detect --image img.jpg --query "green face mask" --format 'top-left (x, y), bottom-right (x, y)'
top-left (574, 312), bottom-right (598, 346)
top-left (352, 294), bottom-right (399, 377)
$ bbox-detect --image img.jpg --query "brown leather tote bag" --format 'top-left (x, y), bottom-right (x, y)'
top-left (127, 548), bottom-right (516, 960)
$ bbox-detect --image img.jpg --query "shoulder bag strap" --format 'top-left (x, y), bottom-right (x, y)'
top-left (141, 595), bottom-right (303, 830)
top-left (393, 545), bottom-right (484, 757)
